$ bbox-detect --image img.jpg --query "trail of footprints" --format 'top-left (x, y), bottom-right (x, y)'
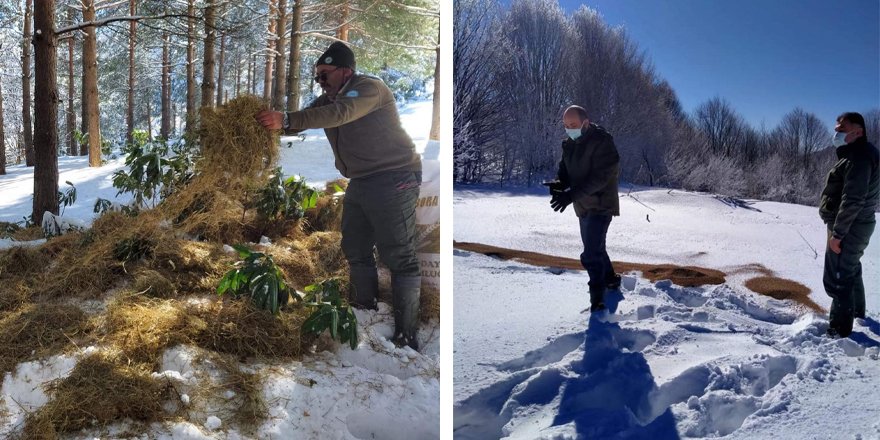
top-left (455, 275), bottom-right (880, 439)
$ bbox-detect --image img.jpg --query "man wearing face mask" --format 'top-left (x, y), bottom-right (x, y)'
top-left (819, 112), bottom-right (880, 338)
top-left (256, 42), bottom-right (423, 350)
top-left (545, 105), bottom-right (621, 312)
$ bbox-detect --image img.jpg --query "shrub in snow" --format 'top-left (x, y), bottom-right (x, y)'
top-left (255, 167), bottom-right (320, 221)
top-left (299, 278), bottom-right (359, 350)
top-left (112, 131), bottom-right (195, 209)
top-left (40, 212), bottom-right (84, 238)
top-left (217, 244), bottom-right (290, 315)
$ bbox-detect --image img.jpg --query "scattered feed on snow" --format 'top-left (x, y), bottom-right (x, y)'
top-left (745, 276), bottom-right (822, 313)
top-left (8, 226), bottom-right (44, 242)
top-left (0, 304), bottom-right (87, 375)
top-left (99, 297), bottom-right (309, 369)
top-left (454, 241), bottom-right (727, 287)
top-left (21, 352), bottom-right (175, 439)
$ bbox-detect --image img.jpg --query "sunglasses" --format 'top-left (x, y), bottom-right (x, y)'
top-left (314, 67), bottom-right (340, 83)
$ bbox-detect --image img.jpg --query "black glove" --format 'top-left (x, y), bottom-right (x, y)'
top-left (541, 180), bottom-right (567, 195)
top-left (550, 191), bottom-right (572, 212)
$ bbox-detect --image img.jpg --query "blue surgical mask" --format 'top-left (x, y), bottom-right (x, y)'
top-left (832, 131), bottom-right (848, 147)
top-left (566, 128), bottom-right (582, 140)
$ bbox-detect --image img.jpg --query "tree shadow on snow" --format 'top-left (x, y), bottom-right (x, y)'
top-left (550, 292), bottom-right (681, 439)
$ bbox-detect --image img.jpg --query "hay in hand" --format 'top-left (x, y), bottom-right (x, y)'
top-left (198, 95), bottom-right (279, 180)
top-left (0, 304), bottom-right (87, 374)
top-left (22, 352), bottom-right (174, 438)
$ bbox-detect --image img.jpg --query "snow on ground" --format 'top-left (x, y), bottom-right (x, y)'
top-left (0, 100), bottom-right (440, 439)
top-left (454, 186), bottom-right (880, 439)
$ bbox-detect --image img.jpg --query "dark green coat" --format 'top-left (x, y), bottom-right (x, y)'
top-left (819, 137), bottom-right (880, 239)
top-left (556, 123), bottom-right (620, 217)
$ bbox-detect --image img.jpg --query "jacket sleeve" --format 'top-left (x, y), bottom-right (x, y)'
top-left (282, 96), bottom-right (325, 135)
top-left (285, 82), bottom-right (381, 129)
top-left (570, 135), bottom-right (619, 202)
top-left (557, 158), bottom-right (571, 189)
top-left (832, 158), bottom-right (871, 239)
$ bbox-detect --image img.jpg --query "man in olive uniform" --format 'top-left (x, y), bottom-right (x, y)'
top-left (547, 105), bottom-right (622, 312)
top-left (257, 42), bottom-right (423, 350)
top-left (819, 112), bottom-right (880, 338)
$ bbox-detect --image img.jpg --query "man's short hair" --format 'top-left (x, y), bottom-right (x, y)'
top-left (837, 112), bottom-right (867, 140)
top-left (564, 105), bottom-right (589, 121)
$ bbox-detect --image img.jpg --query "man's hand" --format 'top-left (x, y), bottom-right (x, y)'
top-left (256, 110), bottom-right (283, 130)
top-left (550, 191), bottom-right (572, 212)
top-left (541, 180), bottom-right (567, 195)
top-left (829, 236), bottom-right (842, 254)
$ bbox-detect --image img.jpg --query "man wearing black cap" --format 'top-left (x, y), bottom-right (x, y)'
top-left (256, 42), bottom-right (423, 350)
top-left (819, 112), bottom-right (880, 338)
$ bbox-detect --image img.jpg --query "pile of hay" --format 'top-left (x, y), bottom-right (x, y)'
top-left (158, 95), bottom-right (280, 243)
top-left (21, 352), bottom-right (175, 439)
top-left (0, 304), bottom-right (87, 374)
top-left (745, 276), bottom-right (823, 313)
top-left (0, 96), bottom-right (388, 437)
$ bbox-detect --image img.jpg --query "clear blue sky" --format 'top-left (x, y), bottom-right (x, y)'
top-left (550, 0), bottom-right (880, 129)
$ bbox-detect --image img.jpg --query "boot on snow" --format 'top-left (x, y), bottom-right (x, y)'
top-left (391, 275), bottom-right (421, 351)
top-left (606, 273), bottom-right (622, 290)
top-left (589, 287), bottom-right (606, 313)
top-left (349, 266), bottom-right (379, 310)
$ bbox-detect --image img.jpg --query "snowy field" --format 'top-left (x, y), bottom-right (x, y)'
top-left (453, 186), bottom-right (880, 439)
top-left (0, 100), bottom-right (440, 439)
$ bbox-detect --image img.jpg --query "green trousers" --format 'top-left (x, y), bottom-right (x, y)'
top-left (824, 219), bottom-right (876, 336)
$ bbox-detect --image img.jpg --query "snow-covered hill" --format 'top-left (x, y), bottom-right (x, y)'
top-left (453, 186), bottom-right (880, 439)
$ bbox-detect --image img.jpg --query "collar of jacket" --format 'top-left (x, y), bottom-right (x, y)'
top-left (836, 136), bottom-right (869, 159)
top-left (327, 74), bottom-right (357, 102)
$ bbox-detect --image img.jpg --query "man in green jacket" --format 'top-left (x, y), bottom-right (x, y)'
top-left (819, 112), bottom-right (880, 338)
top-left (547, 105), bottom-right (621, 312)
top-left (257, 42), bottom-right (423, 350)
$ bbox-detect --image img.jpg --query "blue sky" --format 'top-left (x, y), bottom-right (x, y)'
top-left (549, 0), bottom-right (880, 130)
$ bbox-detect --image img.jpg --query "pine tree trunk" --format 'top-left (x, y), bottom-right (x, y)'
top-left (33, 0), bottom-right (59, 219)
top-left (161, 31), bottom-right (171, 139)
top-left (22, 0), bottom-right (34, 167)
top-left (286, 0), bottom-right (303, 111)
top-left (126, 0), bottom-right (136, 145)
top-left (263, 0), bottom-right (277, 101)
top-left (337, 0), bottom-right (349, 41)
top-left (201, 0), bottom-right (216, 109)
top-left (429, 42), bottom-right (440, 141)
top-left (271, 0), bottom-right (287, 110)
top-left (216, 33), bottom-right (226, 106)
top-left (146, 97), bottom-right (153, 140)
top-left (83, 0), bottom-right (101, 167)
top-left (235, 52), bottom-right (241, 97)
top-left (249, 54), bottom-right (256, 95)
top-left (67, 7), bottom-right (76, 156)
top-left (185, 0), bottom-right (197, 131)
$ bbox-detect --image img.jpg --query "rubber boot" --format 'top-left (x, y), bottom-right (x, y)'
top-left (391, 275), bottom-right (421, 351)
top-left (349, 266), bottom-right (379, 310)
top-left (589, 286), bottom-right (606, 313)
top-left (828, 296), bottom-right (854, 338)
top-left (606, 273), bottom-right (622, 290)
